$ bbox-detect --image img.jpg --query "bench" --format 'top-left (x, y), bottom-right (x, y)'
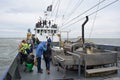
top-left (86, 66), bottom-right (119, 74)
top-left (84, 52), bottom-right (119, 77)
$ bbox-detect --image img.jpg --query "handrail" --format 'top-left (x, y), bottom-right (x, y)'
top-left (95, 44), bottom-right (120, 52)
top-left (2, 53), bottom-right (21, 80)
top-left (55, 56), bottom-right (65, 62)
top-left (67, 51), bottom-right (81, 78)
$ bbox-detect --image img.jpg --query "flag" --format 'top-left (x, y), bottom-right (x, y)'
top-left (47, 5), bottom-right (52, 11)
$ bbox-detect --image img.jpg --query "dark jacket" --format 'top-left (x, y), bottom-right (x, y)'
top-left (47, 38), bottom-right (52, 44)
top-left (43, 43), bottom-right (52, 58)
top-left (26, 55), bottom-right (34, 64)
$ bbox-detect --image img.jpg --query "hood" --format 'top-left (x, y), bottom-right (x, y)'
top-left (41, 41), bottom-right (46, 46)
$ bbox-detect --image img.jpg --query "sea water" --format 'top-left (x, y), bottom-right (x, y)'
top-left (0, 38), bottom-right (120, 77)
top-left (0, 38), bottom-right (22, 77)
top-left (86, 38), bottom-right (120, 46)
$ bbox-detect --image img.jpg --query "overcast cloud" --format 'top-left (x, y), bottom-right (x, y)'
top-left (0, 0), bottom-right (120, 38)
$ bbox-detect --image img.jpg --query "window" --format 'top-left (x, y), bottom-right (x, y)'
top-left (54, 30), bottom-right (56, 33)
top-left (48, 30), bottom-right (50, 33)
top-left (51, 30), bottom-right (53, 33)
top-left (37, 30), bottom-right (40, 33)
top-left (44, 30), bottom-right (46, 33)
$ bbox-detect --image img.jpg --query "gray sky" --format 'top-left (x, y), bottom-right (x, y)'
top-left (0, 0), bottom-right (120, 38)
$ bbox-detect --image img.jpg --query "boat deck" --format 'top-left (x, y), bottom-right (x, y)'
top-left (19, 58), bottom-right (120, 80)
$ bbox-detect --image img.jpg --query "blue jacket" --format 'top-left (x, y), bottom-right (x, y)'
top-left (36, 42), bottom-right (47, 58)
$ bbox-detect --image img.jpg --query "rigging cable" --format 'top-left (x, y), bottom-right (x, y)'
top-left (60, 0), bottom-right (84, 30)
top-left (54, 0), bottom-right (61, 23)
top-left (50, 0), bottom-right (59, 19)
top-left (60, 0), bottom-right (84, 28)
top-left (62, 0), bottom-right (72, 18)
top-left (49, 0), bottom-right (55, 19)
top-left (60, 0), bottom-right (72, 26)
top-left (64, 0), bottom-right (84, 22)
top-left (60, 0), bottom-right (106, 29)
top-left (88, 0), bottom-right (101, 39)
top-left (60, 0), bottom-right (119, 30)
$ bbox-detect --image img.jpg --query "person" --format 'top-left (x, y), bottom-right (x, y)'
top-left (47, 37), bottom-right (52, 45)
top-left (26, 38), bottom-right (33, 54)
top-left (35, 37), bottom-right (40, 48)
top-left (32, 35), bottom-right (35, 47)
top-left (43, 43), bottom-right (52, 74)
top-left (39, 20), bottom-right (42, 27)
top-left (27, 29), bottom-right (32, 39)
top-left (48, 20), bottom-right (51, 27)
top-left (24, 54), bottom-right (35, 72)
top-left (36, 42), bottom-right (47, 73)
top-left (19, 40), bottom-right (29, 64)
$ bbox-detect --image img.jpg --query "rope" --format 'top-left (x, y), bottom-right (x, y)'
top-left (61, 0), bottom-right (106, 28)
top-left (63, 0), bottom-right (84, 23)
top-left (88, 0), bottom-right (101, 39)
top-left (54, 0), bottom-right (61, 23)
top-left (60, 0), bottom-right (119, 30)
top-left (48, 0), bottom-right (55, 19)
top-left (60, 0), bottom-right (72, 27)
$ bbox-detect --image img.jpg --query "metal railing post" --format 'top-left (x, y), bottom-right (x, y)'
top-left (67, 51), bottom-right (81, 78)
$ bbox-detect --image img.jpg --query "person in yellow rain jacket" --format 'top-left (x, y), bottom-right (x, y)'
top-left (19, 40), bottom-right (30, 64)
top-left (27, 29), bottom-right (32, 40)
top-left (26, 38), bottom-right (33, 55)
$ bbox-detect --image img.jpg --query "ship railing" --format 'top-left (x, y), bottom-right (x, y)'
top-left (95, 44), bottom-right (120, 61)
top-left (84, 52), bottom-right (119, 77)
top-left (1, 53), bottom-right (21, 80)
